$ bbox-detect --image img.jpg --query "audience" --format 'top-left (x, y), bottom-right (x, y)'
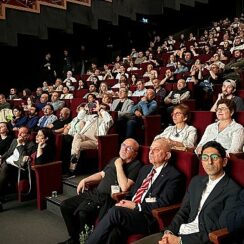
top-left (134, 141), bottom-right (241, 244)
top-left (59, 138), bottom-right (142, 244)
top-left (196, 99), bottom-right (244, 155)
top-left (154, 104), bottom-right (197, 151)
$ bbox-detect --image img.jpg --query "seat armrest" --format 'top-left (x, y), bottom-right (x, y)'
top-left (112, 191), bottom-right (129, 202)
top-left (208, 228), bottom-right (229, 244)
top-left (152, 203), bottom-right (181, 230)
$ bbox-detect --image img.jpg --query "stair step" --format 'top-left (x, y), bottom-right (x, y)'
top-left (46, 174), bottom-right (90, 217)
top-left (46, 194), bottom-right (70, 217)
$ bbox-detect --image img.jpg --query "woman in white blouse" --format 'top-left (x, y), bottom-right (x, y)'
top-left (154, 104), bottom-right (197, 151)
top-left (195, 98), bottom-right (244, 155)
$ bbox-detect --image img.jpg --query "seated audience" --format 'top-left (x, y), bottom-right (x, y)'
top-left (67, 104), bottom-right (113, 176)
top-left (46, 107), bottom-right (71, 134)
top-left (196, 99), bottom-right (244, 155)
top-left (59, 138), bottom-right (142, 244)
top-left (25, 105), bottom-right (39, 131)
top-left (125, 89), bottom-right (158, 140)
top-left (34, 127), bottom-right (55, 165)
top-left (83, 84), bottom-right (99, 99)
top-left (86, 138), bottom-right (184, 244)
top-left (132, 80), bottom-right (147, 97)
top-left (0, 122), bottom-right (13, 155)
top-left (210, 79), bottom-right (244, 112)
top-left (134, 141), bottom-right (241, 244)
top-left (49, 91), bottom-right (65, 112)
top-left (0, 94), bottom-right (11, 111)
top-left (110, 87), bottom-right (134, 119)
top-left (0, 127), bottom-right (36, 211)
top-left (9, 106), bottom-right (28, 131)
top-left (60, 86), bottom-right (74, 100)
top-left (7, 88), bottom-right (19, 100)
top-left (37, 104), bottom-right (57, 129)
top-left (154, 104), bottom-right (197, 151)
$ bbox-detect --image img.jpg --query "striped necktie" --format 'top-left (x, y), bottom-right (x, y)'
top-left (133, 168), bottom-right (156, 204)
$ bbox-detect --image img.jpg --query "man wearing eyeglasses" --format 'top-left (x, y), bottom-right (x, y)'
top-left (58, 138), bottom-right (142, 244)
top-left (86, 138), bottom-right (184, 244)
top-left (133, 141), bottom-right (241, 244)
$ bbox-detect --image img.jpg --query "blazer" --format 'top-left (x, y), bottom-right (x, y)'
top-left (167, 174), bottom-right (241, 244)
top-left (2, 138), bottom-right (36, 165)
top-left (128, 163), bottom-right (184, 216)
top-left (111, 98), bottom-right (134, 118)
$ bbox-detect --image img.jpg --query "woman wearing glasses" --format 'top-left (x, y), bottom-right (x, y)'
top-left (195, 98), bottom-right (244, 155)
top-left (154, 104), bottom-right (197, 151)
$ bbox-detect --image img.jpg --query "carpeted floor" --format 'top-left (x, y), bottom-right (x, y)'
top-left (0, 198), bottom-right (69, 244)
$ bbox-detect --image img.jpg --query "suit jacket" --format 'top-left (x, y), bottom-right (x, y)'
top-left (128, 163), bottom-right (184, 216)
top-left (2, 138), bottom-right (36, 166)
top-left (111, 98), bottom-right (134, 118)
top-left (167, 174), bottom-right (241, 244)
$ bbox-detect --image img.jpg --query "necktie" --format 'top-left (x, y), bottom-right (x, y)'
top-left (133, 168), bottom-right (156, 204)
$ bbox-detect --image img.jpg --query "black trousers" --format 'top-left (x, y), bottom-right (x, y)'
top-left (85, 206), bottom-right (154, 244)
top-left (0, 162), bottom-right (18, 198)
top-left (60, 189), bottom-right (108, 241)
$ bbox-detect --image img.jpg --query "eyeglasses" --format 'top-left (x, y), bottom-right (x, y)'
top-left (171, 112), bottom-right (183, 117)
top-left (200, 154), bottom-right (222, 161)
top-left (216, 107), bottom-right (229, 112)
top-left (121, 143), bottom-right (135, 152)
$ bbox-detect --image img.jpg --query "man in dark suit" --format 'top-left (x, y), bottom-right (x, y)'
top-left (0, 126), bottom-right (36, 211)
top-left (133, 141), bottom-right (241, 244)
top-left (85, 138), bottom-right (184, 244)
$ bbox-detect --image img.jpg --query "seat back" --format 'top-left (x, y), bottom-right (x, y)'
top-left (234, 111), bottom-right (244, 125)
top-left (190, 111), bottom-right (216, 141)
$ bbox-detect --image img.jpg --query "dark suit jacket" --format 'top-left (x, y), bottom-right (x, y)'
top-left (2, 138), bottom-right (36, 166)
top-left (128, 163), bottom-right (184, 216)
top-left (167, 174), bottom-right (241, 244)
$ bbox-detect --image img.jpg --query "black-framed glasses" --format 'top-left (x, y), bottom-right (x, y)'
top-left (200, 154), bottom-right (222, 162)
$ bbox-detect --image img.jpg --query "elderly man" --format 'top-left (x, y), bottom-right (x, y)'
top-left (37, 104), bottom-right (57, 129)
top-left (111, 87), bottom-right (134, 119)
top-left (134, 141), bottom-right (241, 244)
top-left (0, 127), bottom-right (36, 211)
top-left (49, 91), bottom-right (65, 111)
top-left (46, 107), bottom-right (71, 134)
top-left (210, 79), bottom-right (244, 112)
top-left (58, 138), bottom-right (142, 244)
top-left (86, 138), bottom-right (184, 244)
top-left (125, 88), bottom-right (158, 140)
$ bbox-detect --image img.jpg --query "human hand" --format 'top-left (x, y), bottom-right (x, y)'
top-left (77, 179), bottom-right (87, 194)
top-left (115, 200), bottom-right (136, 209)
top-left (114, 157), bottom-right (124, 167)
top-left (159, 233), bottom-right (181, 244)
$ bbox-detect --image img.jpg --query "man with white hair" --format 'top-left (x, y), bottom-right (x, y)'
top-left (210, 79), bottom-right (244, 112)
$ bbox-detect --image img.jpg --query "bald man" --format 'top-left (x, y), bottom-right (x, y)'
top-left (86, 138), bottom-right (184, 244)
top-left (59, 138), bottom-right (142, 244)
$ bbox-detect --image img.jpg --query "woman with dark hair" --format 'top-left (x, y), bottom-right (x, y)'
top-left (154, 104), bottom-right (197, 151)
top-left (9, 106), bottom-right (28, 131)
top-left (196, 98), bottom-right (244, 154)
top-left (0, 122), bottom-right (13, 155)
top-left (34, 128), bottom-right (55, 165)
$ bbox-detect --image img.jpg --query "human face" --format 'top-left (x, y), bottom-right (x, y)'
top-left (36, 130), bottom-right (45, 144)
top-left (145, 89), bottom-right (155, 101)
top-left (51, 92), bottom-right (59, 102)
top-left (43, 105), bottom-right (53, 116)
top-left (171, 108), bottom-right (186, 125)
top-left (177, 79), bottom-right (186, 90)
top-left (216, 103), bottom-right (232, 120)
top-left (149, 140), bottom-right (170, 167)
top-left (0, 123), bottom-right (8, 135)
top-left (18, 127), bottom-right (29, 142)
top-left (119, 139), bottom-right (138, 162)
top-left (222, 83), bottom-right (234, 96)
top-left (13, 108), bottom-right (21, 118)
top-left (201, 147), bottom-right (227, 180)
top-left (118, 88), bottom-right (127, 99)
top-left (102, 95), bottom-right (111, 104)
top-left (136, 81), bottom-right (143, 90)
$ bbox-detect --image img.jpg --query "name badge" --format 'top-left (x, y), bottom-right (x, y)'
top-left (111, 185), bottom-right (120, 194)
top-left (145, 197), bottom-right (156, 203)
